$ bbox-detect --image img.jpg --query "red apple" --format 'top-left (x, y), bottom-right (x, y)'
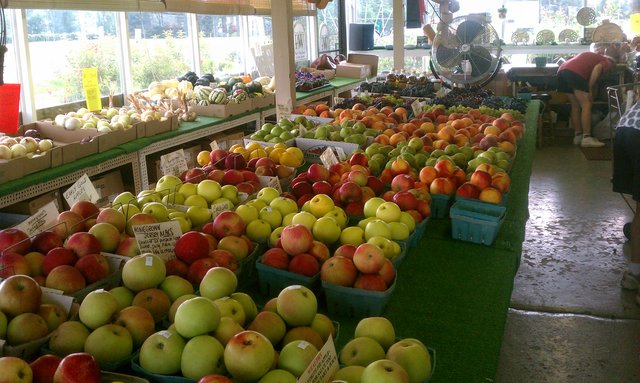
top-left (320, 256), bottom-right (357, 286)
top-left (210, 149), bottom-right (229, 165)
top-left (43, 247), bottom-right (77, 276)
top-left (30, 231), bottom-right (63, 255)
top-left (390, 159), bottom-right (411, 176)
top-left (338, 181), bottom-right (363, 204)
top-left (53, 353), bottom-right (101, 383)
top-left (64, 232), bottom-right (101, 258)
top-left (255, 157), bottom-right (276, 170)
top-left (0, 252), bottom-right (31, 278)
top-left (366, 176), bottom-right (384, 195)
top-left (391, 174), bottom-right (415, 192)
top-left (208, 169), bottom-right (225, 183)
top-left (280, 224), bottom-right (314, 256)
top-left (312, 181), bottom-right (333, 195)
top-left (0, 228), bottom-right (31, 255)
top-left (74, 253), bottom-right (110, 283)
top-left (296, 193), bottom-right (314, 208)
top-left (291, 181), bottom-right (313, 198)
top-left (187, 257), bottom-right (218, 285)
top-left (165, 258), bottom-right (189, 278)
top-left (307, 163), bottom-right (329, 182)
top-left (353, 243), bottom-right (386, 274)
top-left (261, 248), bottom-right (289, 270)
top-left (416, 200), bottom-right (431, 218)
top-left (209, 249), bottom-right (239, 272)
top-left (45, 265), bottom-right (86, 294)
top-left (349, 152), bottom-right (368, 166)
top-left (221, 169), bottom-right (244, 185)
top-left (334, 244), bottom-right (356, 260)
top-left (392, 191), bottom-right (419, 211)
top-left (354, 274), bottom-right (387, 291)
top-left (382, 190), bottom-right (395, 202)
top-left (70, 200), bottom-right (100, 220)
top-left (225, 153), bottom-right (247, 170)
top-left (347, 170), bottom-right (368, 187)
top-left (198, 375), bottom-right (234, 383)
top-left (183, 167), bottom-right (206, 183)
top-left (377, 258), bottom-right (396, 286)
top-left (456, 182), bottom-right (481, 199)
top-left (469, 170), bottom-right (492, 189)
top-left (434, 160), bottom-right (455, 178)
top-left (31, 354), bottom-right (62, 383)
top-left (174, 231), bottom-right (210, 265)
top-left (429, 177), bottom-right (456, 195)
top-left (212, 211), bottom-right (246, 239)
top-left (254, 165), bottom-right (275, 177)
top-left (288, 253), bottom-right (320, 277)
top-left (0, 274), bottom-right (42, 317)
top-left (344, 201), bottom-right (364, 217)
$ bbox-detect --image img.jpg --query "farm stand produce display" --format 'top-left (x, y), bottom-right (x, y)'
top-left (0, 79), bottom-right (541, 381)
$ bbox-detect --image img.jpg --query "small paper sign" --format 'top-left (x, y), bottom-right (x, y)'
top-left (298, 124), bottom-right (308, 137)
top-left (210, 200), bottom-right (233, 218)
top-left (298, 336), bottom-right (339, 383)
top-left (0, 84), bottom-right (21, 134)
top-left (82, 68), bottom-right (102, 112)
top-left (334, 147), bottom-right (347, 161)
top-left (320, 147), bottom-right (339, 168)
top-left (160, 149), bottom-right (189, 177)
top-left (63, 174), bottom-right (100, 206)
top-left (210, 140), bottom-right (220, 150)
top-left (411, 99), bottom-right (426, 117)
top-left (258, 176), bottom-right (282, 194)
top-left (333, 97), bottom-right (345, 105)
top-left (133, 221), bottom-right (183, 261)
top-left (14, 201), bottom-right (59, 237)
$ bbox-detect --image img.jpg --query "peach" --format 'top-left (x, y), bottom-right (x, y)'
top-left (492, 117), bottom-right (511, 131)
top-left (479, 186), bottom-right (503, 204)
top-left (483, 125), bottom-right (501, 137)
top-left (419, 166), bottom-right (438, 185)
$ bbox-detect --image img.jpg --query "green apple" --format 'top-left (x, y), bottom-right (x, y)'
top-left (109, 286), bottom-right (135, 310)
top-left (291, 211), bottom-right (317, 230)
top-left (160, 275), bottom-right (195, 302)
top-left (6, 313), bottom-right (48, 346)
top-left (174, 296), bottom-right (221, 339)
top-left (301, 200), bottom-right (311, 213)
top-left (355, 317), bottom-right (396, 350)
top-left (363, 197), bottom-right (385, 218)
top-left (376, 202), bottom-right (402, 223)
top-left (121, 253), bottom-right (167, 292)
top-left (79, 290), bottom-right (120, 329)
top-left (162, 192), bottom-right (185, 205)
top-left (358, 216), bottom-right (378, 230)
top-left (0, 355), bottom-right (33, 383)
top-left (334, 365), bottom-right (366, 383)
top-left (178, 182), bottom-right (198, 198)
top-left (282, 212), bottom-right (296, 227)
top-left (310, 313), bottom-right (336, 342)
top-left (112, 191), bottom-right (137, 208)
top-left (84, 324), bottom-right (133, 364)
top-left (367, 236), bottom-right (395, 259)
top-left (389, 221), bottom-right (410, 241)
top-left (312, 216), bottom-right (341, 245)
top-left (200, 267), bottom-right (238, 301)
top-left (270, 197), bottom-right (299, 217)
top-left (390, 241), bottom-right (402, 258)
top-left (213, 316), bottom-right (244, 346)
top-left (113, 306), bottom-right (156, 349)
top-left (324, 207), bottom-right (348, 229)
top-left (140, 330), bottom-right (186, 375)
top-left (258, 369), bottom-right (297, 383)
top-left (340, 226), bottom-right (366, 246)
top-left (276, 285), bottom-right (317, 327)
top-left (361, 359), bottom-right (410, 383)
top-left (247, 310), bottom-right (287, 346)
top-left (181, 335), bottom-right (226, 379)
top-left (257, 187), bottom-right (280, 204)
top-left (365, 219), bottom-right (392, 241)
top-left (0, 311), bottom-right (6, 339)
top-left (171, 216), bottom-right (192, 233)
top-left (168, 294), bottom-right (197, 323)
top-left (184, 194), bottom-right (209, 208)
top-left (142, 202), bottom-right (169, 222)
top-left (308, 194), bottom-right (335, 218)
top-left (399, 212), bottom-right (416, 233)
top-left (186, 206), bottom-right (213, 228)
top-left (339, 336), bottom-right (386, 367)
top-left (221, 184), bottom-right (239, 205)
top-left (278, 340), bottom-right (319, 377)
top-left (137, 190), bottom-right (162, 206)
top-left (213, 297), bottom-right (246, 326)
top-left (246, 198), bottom-right (268, 212)
top-left (386, 339), bottom-right (432, 383)
top-left (155, 175), bottom-right (183, 197)
top-left (48, 320), bottom-right (90, 355)
top-left (259, 207), bottom-right (283, 230)
top-left (224, 330), bottom-right (275, 382)
top-left (230, 292), bottom-right (258, 324)
top-left (118, 203), bottom-right (141, 221)
top-left (246, 219), bottom-right (272, 242)
top-left (268, 226), bottom-right (285, 248)
top-left (236, 204), bottom-right (259, 225)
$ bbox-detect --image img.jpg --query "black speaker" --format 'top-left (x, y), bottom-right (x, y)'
top-left (349, 24), bottom-right (374, 51)
top-left (406, 0), bottom-right (422, 28)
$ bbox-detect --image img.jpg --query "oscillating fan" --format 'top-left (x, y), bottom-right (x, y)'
top-left (430, 15), bottom-right (503, 88)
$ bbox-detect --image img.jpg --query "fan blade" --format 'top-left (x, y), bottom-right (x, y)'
top-left (456, 19), bottom-right (484, 45)
top-left (436, 46), bottom-right (462, 69)
top-left (467, 46), bottom-right (493, 77)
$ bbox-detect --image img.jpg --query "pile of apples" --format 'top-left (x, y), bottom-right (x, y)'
top-left (0, 275), bottom-right (70, 349)
top-left (321, 243), bottom-right (396, 292)
top-left (456, 165), bottom-right (511, 205)
top-left (1, 352), bottom-right (105, 383)
top-left (417, 157), bottom-right (468, 198)
top-left (335, 316), bottom-right (433, 383)
top-left (246, 119), bottom-right (308, 146)
top-left (0, 132), bottom-right (54, 161)
top-left (356, 198), bottom-right (420, 246)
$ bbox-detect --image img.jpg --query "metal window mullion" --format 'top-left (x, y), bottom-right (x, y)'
top-left (13, 8), bottom-right (36, 122)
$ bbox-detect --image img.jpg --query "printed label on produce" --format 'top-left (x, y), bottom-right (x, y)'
top-left (15, 200), bottom-right (59, 237)
top-left (298, 336), bottom-right (339, 383)
top-left (211, 200), bottom-right (233, 218)
top-left (320, 147), bottom-right (339, 168)
top-left (160, 149), bottom-right (189, 177)
top-left (133, 221), bottom-right (183, 261)
top-left (63, 174), bottom-right (100, 206)
top-left (259, 176), bottom-right (282, 194)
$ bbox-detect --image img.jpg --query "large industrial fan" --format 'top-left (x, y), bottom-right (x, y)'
top-left (430, 15), bottom-right (503, 88)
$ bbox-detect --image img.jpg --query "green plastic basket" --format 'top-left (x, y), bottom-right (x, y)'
top-left (255, 258), bottom-right (320, 298)
top-left (131, 355), bottom-right (196, 383)
top-left (450, 200), bottom-right (506, 245)
top-left (430, 193), bottom-right (452, 218)
top-left (322, 278), bottom-right (396, 318)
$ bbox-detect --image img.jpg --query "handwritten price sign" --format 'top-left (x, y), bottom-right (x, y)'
top-left (133, 221), bottom-right (183, 261)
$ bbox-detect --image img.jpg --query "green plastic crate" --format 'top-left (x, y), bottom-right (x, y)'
top-left (430, 193), bottom-right (452, 218)
top-left (255, 258), bottom-right (320, 298)
top-left (322, 278), bottom-right (396, 318)
top-left (450, 200), bottom-right (506, 245)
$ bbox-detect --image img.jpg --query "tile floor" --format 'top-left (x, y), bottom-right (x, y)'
top-left (496, 144), bottom-right (640, 382)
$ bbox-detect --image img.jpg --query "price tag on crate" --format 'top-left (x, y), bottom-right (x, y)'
top-left (211, 200), bottom-right (233, 218)
top-left (160, 149), bottom-right (189, 177)
top-left (334, 147), bottom-right (347, 161)
top-left (298, 336), bottom-right (339, 383)
top-left (133, 221), bottom-right (183, 261)
top-left (333, 96), bottom-right (345, 105)
top-left (63, 174), bottom-right (100, 206)
top-left (258, 176), bottom-right (282, 194)
top-left (320, 147), bottom-right (339, 168)
top-left (411, 99), bottom-right (426, 117)
top-left (210, 140), bottom-right (220, 151)
top-left (14, 200), bottom-right (59, 237)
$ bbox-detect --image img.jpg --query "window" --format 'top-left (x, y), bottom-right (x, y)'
top-left (127, 12), bottom-right (192, 91)
top-left (26, 9), bottom-right (121, 108)
top-left (198, 15), bottom-right (244, 76)
top-left (317, 0), bottom-right (340, 54)
top-left (247, 15), bottom-right (273, 76)
top-left (2, 12), bottom-right (18, 84)
top-left (351, 0), bottom-right (393, 47)
top-left (293, 16), bottom-right (312, 67)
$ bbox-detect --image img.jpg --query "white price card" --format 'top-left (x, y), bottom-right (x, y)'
top-left (298, 124), bottom-right (308, 137)
top-left (63, 174), bottom-right (100, 207)
top-left (210, 140), bottom-right (220, 151)
top-left (297, 336), bottom-right (339, 383)
top-left (334, 147), bottom-right (347, 161)
top-left (210, 200), bottom-right (233, 218)
top-left (333, 97), bottom-right (345, 105)
top-left (133, 221), bottom-right (183, 261)
top-left (411, 99), bottom-right (426, 117)
top-left (14, 200), bottom-right (59, 237)
top-left (160, 149), bottom-right (189, 177)
top-left (320, 147), bottom-right (339, 168)
top-left (258, 176), bottom-right (282, 194)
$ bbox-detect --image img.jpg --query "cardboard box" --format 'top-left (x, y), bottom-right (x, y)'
top-left (95, 124), bottom-right (139, 152)
top-left (300, 67), bottom-right (336, 80)
top-left (0, 150), bottom-right (52, 183)
top-left (1, 190), bottom-right (62, 216)
top-left (92, 170), bottom-right (125, 203)
top-left (251, 93), bottom-right (276, 109)
top-left (208, 130), bottom-right (246, 150)
top-left (294, 137), bottom-right (359, 163)
top-left (336, 63), bottom-right (371, 79)
top-left (347, 53), bottom-right (379, 77)
top-left (190, 101), bottom-right (247, 118)
top-left (20, 122), bottom-right (100, 164)
top-left (143, 118), bottom-right (172, 137)
top-left (183, 144), bottom-right (203, 168)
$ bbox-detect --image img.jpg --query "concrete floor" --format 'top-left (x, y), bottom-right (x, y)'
top-left (496, 144), bottom-right (640, 383)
